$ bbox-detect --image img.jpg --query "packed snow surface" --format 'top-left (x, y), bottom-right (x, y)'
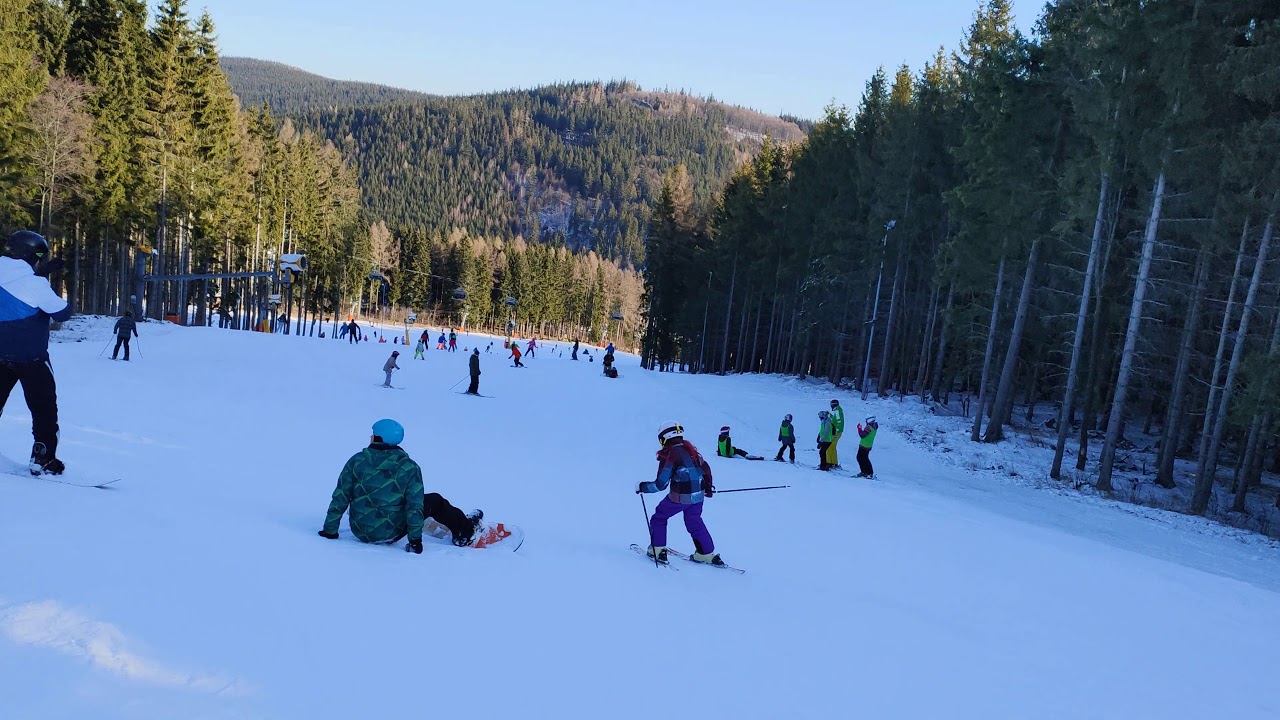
top-left (2, 318), bottom-right (1279, 719)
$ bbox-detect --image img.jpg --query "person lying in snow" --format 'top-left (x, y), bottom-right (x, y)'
top-left (319, 419), bottom-right (483, 551)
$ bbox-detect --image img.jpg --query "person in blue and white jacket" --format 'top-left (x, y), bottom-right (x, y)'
top-left (0, 231), bottom-right (72, 475)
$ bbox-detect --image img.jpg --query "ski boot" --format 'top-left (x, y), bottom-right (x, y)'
top-left (646, 545), bottom-right (668, 563)
top-left (692, 551), bottom-right (726, 567)
top-left (452, 510), bottom-right (485, 547)
top-left (29, 443), bottom-right (64, 476)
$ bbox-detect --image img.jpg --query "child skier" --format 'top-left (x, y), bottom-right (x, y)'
top-left (414, 337), bottom-right (426, 360)
top-left (509, 341), bottom-right (524, 368)
top-left (774, 414), bottom-right (796, 463)
top-left (638, 421), bottom-right (724, 566)
top-left (817, 410), bottom-right (835, 471)
top-left (827, 399), bottom-right (845, 468)
top-left (448, 330), bottom-right (458, 352)
top-left (382, 351), bottom-right (400, 387)
top-left (856, 416), bottom-right (879, 478)
top-left (526, 337), bottom-right (537, 358)
top-left (716, 426), bottom-right (757, 460)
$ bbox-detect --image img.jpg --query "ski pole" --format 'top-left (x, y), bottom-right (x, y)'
top-left (639, 492), bottom-right (659, 569)
top-left (448, 375), bottom-right (468, 390)
top-left (98, 337), bottom-right (113, 357)
top-left (133, 336), bottom-right (143, 359)
top-left (714, 485), bottom-right (791, 494)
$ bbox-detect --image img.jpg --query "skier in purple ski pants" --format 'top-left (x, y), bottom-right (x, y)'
top-left (638, 421), bottom-right (725, 566)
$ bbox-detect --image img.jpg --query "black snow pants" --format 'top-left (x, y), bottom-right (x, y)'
top-left (0, 359), bottom-right (60, 460)
top-left (856, 445), bottom-right (874, 476)
top-left (423, 492), bottom-right (474, 540)
top-left (112, 335), bottom-right (131, 360)
top-left (817, 441), bottom-right (832, 470)
top-left (467, 373), bottom-right (479, 395)
top-left (775, 442), bottom-right (795, 462)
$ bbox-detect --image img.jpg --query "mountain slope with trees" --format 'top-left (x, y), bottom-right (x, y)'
top-left (220, 60), bottom-right (806, 266)
top-left (219, 56), bottom-right (429, 114)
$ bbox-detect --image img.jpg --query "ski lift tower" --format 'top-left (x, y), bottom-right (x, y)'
top-left (278, 253), bottom-right (308, 335)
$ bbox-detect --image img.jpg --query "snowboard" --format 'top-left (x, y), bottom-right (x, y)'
top-left (424, 518), bottom-right (524, 551)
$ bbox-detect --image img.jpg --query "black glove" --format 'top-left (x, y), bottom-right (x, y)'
top-left (35, 257), bottom-right (64, 277)
top-left (318, 529), bottom-right (339, 539)
top-left (405, 538), bottom-right (423, 554)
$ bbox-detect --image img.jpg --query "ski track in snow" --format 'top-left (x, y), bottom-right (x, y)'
top-left (0, 315), bottom-right (1278, 719)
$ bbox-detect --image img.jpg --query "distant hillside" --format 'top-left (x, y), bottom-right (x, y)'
top-left (221, 57), bottom-right (428, 114)
top-left (222, 63), bottom-right (805, 265)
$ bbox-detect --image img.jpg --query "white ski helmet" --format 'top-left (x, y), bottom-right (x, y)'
top-left (657, 421), bottom-right (684, 445)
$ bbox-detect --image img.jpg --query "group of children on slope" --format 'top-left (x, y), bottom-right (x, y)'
top-left (716, 399), bottom-right (880, 477)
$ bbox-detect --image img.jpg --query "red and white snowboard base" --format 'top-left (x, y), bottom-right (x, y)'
top-left (424, 518), bottom-right (524, 551)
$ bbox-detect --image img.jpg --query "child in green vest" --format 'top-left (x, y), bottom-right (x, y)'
top-left (856, 416), bottom-right (879, 477)
top-left (774, 414), bottom-right (795, 463)
top-left (717, 426), bottom-right (760, 460)
top-left (817, 411), bottom-right (836, 471)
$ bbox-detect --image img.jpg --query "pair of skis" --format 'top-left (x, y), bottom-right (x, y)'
top-left (629, 544), bottom-right (745, 573)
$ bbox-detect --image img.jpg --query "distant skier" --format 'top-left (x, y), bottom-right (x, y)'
top-left (338, 323), bottom-right (348, 340)
top-left (816, 410), bottom-right (836, 471)
top-left (419, 329), bottom-right (429, 345)
top-left (414, 337), bottom-right (426, 360)
top-left (111, 310), bottom-right (138, 361)
top-left (448, 330), bottom-right (457, 352)
top-left (572, 339), bottom-right (579, 360)
top-left (605, 342), bottom-right (615, 356)
top-left (348, 321), bottom-right (361, 344)
top-left (827, 399), bottom-right (846, 468)
top-left (486, 342), bottom-right (493, 354)
top-left (467, 348), bottom-right (481, 395)
top-left (602, 348), bottom-right (615, 375)
top-left (638, 421), bottom-right (724, 566)
top-left (856, 416), bottom-right (879, 478)
top-left (0, 230), bottom-right (72, 475)
top-left (318, 419), bottom-right (484, 551)
top-left (437, 332), bottom-right (446, 350)
top-left (382, 351), bottom-right (400, 387)
top-left (526, 337), bottom-right (537, 358)
top-left (716, 426), bottom-right (754, 459)
top-left (774, 414), bottom-right (796, 463)
top-left (509, 341), bottom-right (524, 368)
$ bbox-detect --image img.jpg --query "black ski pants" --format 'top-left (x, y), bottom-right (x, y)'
top-left (467, 373), bottom-right (479, 394)
top-left (856, 445), bottom-right (874, 476)
top-left (112, 335), bottom-right (131, 360)
top-left (775, 442), bottom-right (795, 462)
top-left (423, 492), bottom-right (472, 539)
top-left (817, 441), bottom-right (832, 470)
top-left (0, 359), bottom-right (60, 459)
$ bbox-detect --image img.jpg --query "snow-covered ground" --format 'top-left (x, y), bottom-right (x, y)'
top-left (2, 317), bottom-right (1279, 719)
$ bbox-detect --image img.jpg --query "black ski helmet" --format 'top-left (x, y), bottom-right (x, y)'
top-left (3, 230), bottom-right (49, 268)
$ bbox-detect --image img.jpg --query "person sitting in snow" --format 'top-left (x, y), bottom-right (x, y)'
top-left (319, 419), bottom-right (484, 551)
top-left (856, 416), bottom-right (879, 478)
top-left (717, 426), bottom-right (756, 459)
top-left (639, 421), bottom-right (723, 566)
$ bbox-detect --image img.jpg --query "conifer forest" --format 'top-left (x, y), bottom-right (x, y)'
top-left (2, 0), bottom-right (1278, 527)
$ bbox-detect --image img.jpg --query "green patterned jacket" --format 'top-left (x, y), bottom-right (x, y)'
top-left (323, 443), bottom-right (425, 543)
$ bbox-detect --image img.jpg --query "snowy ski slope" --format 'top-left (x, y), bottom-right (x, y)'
top-left (2, 317), bottom-right (1279, 719)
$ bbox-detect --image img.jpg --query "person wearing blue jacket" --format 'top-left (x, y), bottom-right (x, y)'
top-left (0, 231), bottom-right (73, 475)
top-left (637, 421), bottom-right (724, 566)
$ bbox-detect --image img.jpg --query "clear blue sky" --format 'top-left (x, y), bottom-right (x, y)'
top-left (196, 0), bottom-right (1040, 120)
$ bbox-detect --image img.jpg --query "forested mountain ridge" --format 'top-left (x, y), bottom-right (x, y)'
top-left (220, 60), bottom-right (806, 265)
top-left (220, 56), bottom-right (429, 113)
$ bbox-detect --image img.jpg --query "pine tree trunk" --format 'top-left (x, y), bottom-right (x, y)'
top-left (931, 284), bottom-right (954, 402)
top-left (1229, 265), bottom-right (1280, 512)
top-left (719, 253), bottom-right (737, 374)
top-left (1191, 220), bottom-right (1250, 494)
top-left (1098, 172), bottom-right (1167, 492)
top-left (877, 251), bottom-right (905, 396)
top-left (1154, 244), bottom-right (1210, 488)
top-left (916, 284), bottom-right (940, 401)
top-left (1192, 218), bottom-right (1273, 514)
top-left (1052, 174), bottom-right (1109, 478)
top-left (984, 236), bottom-right (1042, 443)
top-left (972, 254), bottom-right (1007, 442)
